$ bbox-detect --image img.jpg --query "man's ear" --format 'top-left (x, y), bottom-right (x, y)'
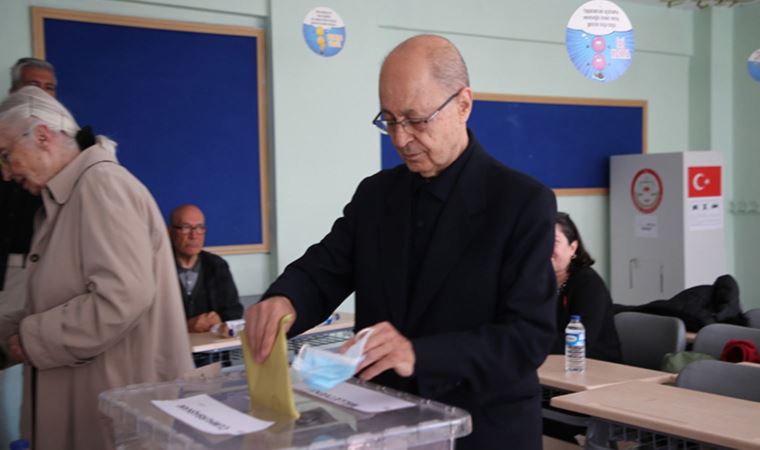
top-left (458, 87), bottom-right (473, 123)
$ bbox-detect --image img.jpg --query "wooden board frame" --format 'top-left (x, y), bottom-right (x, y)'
top-left (33, 7), bottom-right (270, 254)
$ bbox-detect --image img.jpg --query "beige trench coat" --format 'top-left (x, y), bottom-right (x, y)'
top-left (18, 144), bottom-right (193, 449)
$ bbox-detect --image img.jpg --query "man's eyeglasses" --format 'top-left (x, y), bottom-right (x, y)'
top-left (172, 224), bottom-right (207, 235)
top-left (372, 89), bottom-right (462, 135)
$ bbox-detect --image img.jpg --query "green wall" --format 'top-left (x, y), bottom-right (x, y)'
top-left (732, 3), bottom-right (760, 310)
top-left (0, 0), bottom-right (757, 310)
top-left (1, 0), bottom-right (759, 443)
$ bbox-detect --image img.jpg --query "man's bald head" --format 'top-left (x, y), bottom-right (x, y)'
top-left (170, 204), bottom-right (203, 226)
top-left (381, 34), bottom-right (469, 94)
top-left (376, 34), bottom-right (473, 178)
top-left (169, 204), bottom-right (206, 266)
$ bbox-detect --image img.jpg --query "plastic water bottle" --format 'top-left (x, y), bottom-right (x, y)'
top-left (565, 315), bottom-right (586, 372)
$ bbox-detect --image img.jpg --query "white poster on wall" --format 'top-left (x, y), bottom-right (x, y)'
top-left (566, 0), bottom-right (635, 82)
top-left (303, 7), bottom-right (346, 57)
top-left (748, 49), bottom-right (760, 83)
top-left (635, 214), bottom-right (658, 238)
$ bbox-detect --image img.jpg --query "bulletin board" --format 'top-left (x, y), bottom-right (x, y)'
top-left (32, 7), bottom-right (269, 253)
top-left (381, 93), bottom-right (647, 195)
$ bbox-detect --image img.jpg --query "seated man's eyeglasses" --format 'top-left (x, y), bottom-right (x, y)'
top-left (372, 89), bottom-right (462, 135)
top-left (173, 224), bottom-right (206, 235)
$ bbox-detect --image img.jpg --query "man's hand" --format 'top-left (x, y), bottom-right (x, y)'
top-left (187, 312), bottom-right (222, 333)
top-left (244, 296), bottom-right (296, 363)
top-left (7, 334), bottom-right (29, 365)
top-left (342, 321), bottom-right (415, 380)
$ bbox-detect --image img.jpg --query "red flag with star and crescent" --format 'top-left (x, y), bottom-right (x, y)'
top-left (688, 166), bottom-right (721, 198)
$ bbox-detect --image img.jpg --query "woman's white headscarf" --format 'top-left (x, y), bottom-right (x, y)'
top-left (0, 86), bottom-right (116, 154)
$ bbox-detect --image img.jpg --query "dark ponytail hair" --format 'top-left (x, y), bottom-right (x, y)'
top-left (556, 212), bottom-right (595, 270)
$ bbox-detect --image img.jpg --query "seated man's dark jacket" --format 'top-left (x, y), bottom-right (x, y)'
top-left (263, 132), bottom-right (558, 449)
top-left (180, 250), bottom-right (243, 321)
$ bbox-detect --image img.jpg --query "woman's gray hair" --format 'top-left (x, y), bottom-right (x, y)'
top-left (0, 85), bottom-right (79, 137)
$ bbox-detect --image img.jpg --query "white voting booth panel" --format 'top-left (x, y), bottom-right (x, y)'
top-left (610, 152), bottom-right (726, 305)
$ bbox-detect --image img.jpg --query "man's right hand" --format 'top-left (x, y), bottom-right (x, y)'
top-left (244, 296), bottom-right (296, 363)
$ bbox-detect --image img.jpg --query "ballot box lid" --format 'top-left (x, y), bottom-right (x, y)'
top-left (99, 369), bottom-right (471, 449)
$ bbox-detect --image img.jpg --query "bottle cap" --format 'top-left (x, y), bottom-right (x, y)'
top-left (570, 315), bottom-right (581, 321)
top-left (10, 439), bottom-right (30, 450)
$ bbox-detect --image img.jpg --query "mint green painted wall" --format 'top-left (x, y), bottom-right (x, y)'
top-left (689, 10), bottom-right (711, 151)
top-left (0, 0), bottom-right (751, 305)
top-left (732, 2), bottom-right (760, 310)
top-left (372, 0), bottom-right (696, 287)
top-left (0, 0), bottom-right (271, 298)
top-left (0, 0), bottom-right (756, 442)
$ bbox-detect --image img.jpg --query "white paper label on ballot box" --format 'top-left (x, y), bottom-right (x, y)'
top-left (294, 381), bottom-right (415, 413)
top-left (152, 394), bottom-right (273, 435)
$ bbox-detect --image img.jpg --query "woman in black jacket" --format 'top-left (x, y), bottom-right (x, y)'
top-left (551, 212), bottom-right (621, 363)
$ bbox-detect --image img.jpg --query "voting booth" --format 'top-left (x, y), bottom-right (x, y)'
top-left (99, 369), bottom-right (471, 449)
top-left (609, 152), bottom-right (726, 305)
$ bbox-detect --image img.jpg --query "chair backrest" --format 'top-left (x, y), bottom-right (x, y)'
top-left (692, 323), bottom-right (760, 358)
top-left (745, 308), bottom-right (760, 329)
top-left (614, 312), bottom-right (687, 370)
top-left (675, 359), bottom-right (760, 402)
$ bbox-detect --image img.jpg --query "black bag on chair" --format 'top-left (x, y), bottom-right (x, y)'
top-left (614, 274), bottom-right (747, 332)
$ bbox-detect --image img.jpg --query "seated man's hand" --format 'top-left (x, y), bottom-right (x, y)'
top-left (244, 296), bottom-right (296, 363)
top-left (205, 311), bottom-right (222, 326)
top-left (343, 321), bottom-right (415, 380)
top-left (187, 312), bottom-right (225, 333)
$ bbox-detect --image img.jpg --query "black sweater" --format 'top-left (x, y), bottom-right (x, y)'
top-left (180, 251), bottom-right (243, 321)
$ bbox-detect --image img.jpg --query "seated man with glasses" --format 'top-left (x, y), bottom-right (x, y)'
top-left (245, 34), bottom-right (557, 449)
top-left (169, 204), bottom-right (243, 335)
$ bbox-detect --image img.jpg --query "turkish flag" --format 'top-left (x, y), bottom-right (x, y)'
top-left (688, 166), bottom-right (721, 197)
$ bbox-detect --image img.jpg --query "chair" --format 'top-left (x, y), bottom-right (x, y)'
top-left (692, 323), bottom-right (760, 359)
top-left (614, 312), bottom-right (687, 370)
top-left (675, 359), bottom-right (760, 402)
top-left (745, 308), bottom-right (760, 329)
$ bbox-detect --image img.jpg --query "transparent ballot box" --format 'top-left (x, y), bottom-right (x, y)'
top-left (99, 370), bottom-right (471, 449)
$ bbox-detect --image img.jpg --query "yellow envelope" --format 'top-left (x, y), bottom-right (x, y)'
top-left (241, 314), bottom-right (300, 421)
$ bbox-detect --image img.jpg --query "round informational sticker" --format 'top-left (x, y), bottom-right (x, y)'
top-left (748, 49), bottom-right (760, 83)
top-left (630, 168), bottom-right (663, 214)
top-left (303, 7), bottom-right (346, 57)
top-left (566, 0), bottom-right (635, 82)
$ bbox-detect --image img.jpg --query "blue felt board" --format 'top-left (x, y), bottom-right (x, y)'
top-left (42, 17), bottom-right (265, 248)
top-left (382, 97), bottom-right (644, 190)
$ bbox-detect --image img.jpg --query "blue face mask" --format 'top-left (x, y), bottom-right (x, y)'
top-left (292, 328), bottom-right (373, 391)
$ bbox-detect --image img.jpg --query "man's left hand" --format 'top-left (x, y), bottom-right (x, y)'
top-left (346, 321), bottom-right (415, 380)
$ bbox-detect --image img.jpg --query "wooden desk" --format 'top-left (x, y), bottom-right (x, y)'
top-left (551, 380), bottom-right (760, 449)
top-left (190, 313), bottom-right (355, 353)
top-left (538, 354), bottom-right (675, 392)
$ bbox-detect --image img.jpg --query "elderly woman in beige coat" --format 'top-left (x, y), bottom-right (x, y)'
top-left (0, 86), bottom-right (193, 449)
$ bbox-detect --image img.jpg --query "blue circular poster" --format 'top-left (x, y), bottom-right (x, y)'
top-left (566, 0), bottom-right (635, 82)
top-left (748, 49), bottom-right (760, 83)
top-left (303, 7), bottom-right (346, 57)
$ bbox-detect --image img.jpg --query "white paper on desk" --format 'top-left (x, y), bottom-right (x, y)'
top-left (294, 381), bottom-right (415, 413)
top-left (152, 394), bottom-right (273, 435)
